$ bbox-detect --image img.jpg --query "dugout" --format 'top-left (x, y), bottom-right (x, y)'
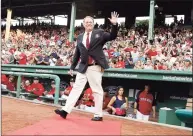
top-left (60, 75), bottom-right (192, 112)
top-left (2, 64), bottom-right (192, 111)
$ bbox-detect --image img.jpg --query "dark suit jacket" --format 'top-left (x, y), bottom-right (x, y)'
top-left (70, 24), bottom-right (118, 73)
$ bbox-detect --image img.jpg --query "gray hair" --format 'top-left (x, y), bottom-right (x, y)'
top-left (83, 16), bottom-right (94, 23)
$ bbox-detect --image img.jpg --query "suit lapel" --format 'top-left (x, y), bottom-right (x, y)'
top-left (90, 30), bottom-right (96, 46)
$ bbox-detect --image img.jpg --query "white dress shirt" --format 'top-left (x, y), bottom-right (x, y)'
top-left (82, 31), bottom-right (92, 48)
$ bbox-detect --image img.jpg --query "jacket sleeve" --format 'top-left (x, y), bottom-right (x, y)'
top-left (70, 45), bottom-right (80, 70)
top-left (103, 24), bottom-right (118, 42)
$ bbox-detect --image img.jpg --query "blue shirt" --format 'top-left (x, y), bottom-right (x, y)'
top-left (113, 96), bottom-right (126, 108)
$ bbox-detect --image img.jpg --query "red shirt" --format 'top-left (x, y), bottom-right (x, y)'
top-left (48, 88), bottom-right (55, 95)
top-left (137, 91), bottom-right (155, 115)
top-left (103, 97), bottom-right (111, 110)
top-left (147, 49), bottom-right (157, 58)
top-left (124, 48), bottom-right (133, 52)
top-left (30, 83), bottom-right (45, 96)
top-left (107, 49), bottom-right (114, 58)
top-left (64, 86), bottom-right (72, 96)
top-left (82, 88), bottom-right (94, 106)
top-left (6, 81), bottom-right (15, 91)
top-left (19, 53), bottom-right (27, 65)
top-left (154, 65), bottom-right (163, 70)
top-left (1, 74), bottom-right (8, 85)
top-left (24, 85), bottom-right (33, 92)
top-left (115, 61), bottom-right (125, 68)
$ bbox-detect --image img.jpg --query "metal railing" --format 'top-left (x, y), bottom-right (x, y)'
top-left (1, 71), bottom-right (61, 104)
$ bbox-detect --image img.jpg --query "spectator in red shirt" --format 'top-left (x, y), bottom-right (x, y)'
top-left (43, 80), bottom-right (56, 98)
top-left (5, 75), bottom-right (16, 91)
top-left (61, 78), bottom-right (75, 99)
top-left (1, 74), bottom-right (8, 85)
top-left (146, 46), bottom-right (157, 59)
top-left (80, 87), bottom-right (95, 107)
top-left (107, 46), bottom-right (115, 59)
top-left (18, 52), bottom-right (27, 65)
top-left (21, 80), bottom-right (32, 92)
top-left (154, 60), bottom-right (163, 70)
top-left (103, 91), bottom-right (111, 110)
top-left (115, 55), bottom-right (125, 68)
top-left (30, 77), bottom-right (45, 96)
top-left (134, 84), bottom-right (156, 121)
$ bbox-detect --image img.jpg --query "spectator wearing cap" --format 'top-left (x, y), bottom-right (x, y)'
top-left (184, 52), bottom-right (191, 60)
top-left (60, 78), bottom-right (75, 99)
top-left (44, 81), bottom-right (56, 98)
top-left (134, 84), bottom-right (156, 121)
top-left (183, 59), bottom-right (192, 71)
top-left (30, 77), bottom-right (45, 96)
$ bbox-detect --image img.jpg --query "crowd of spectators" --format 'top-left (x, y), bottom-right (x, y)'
top-left (1, 22), bottom-right (192, 71)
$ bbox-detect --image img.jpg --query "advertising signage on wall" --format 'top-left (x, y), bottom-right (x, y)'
top-left (104, 72), bottom-right (192, 82)
top-left (2, 65), bottom-right (192, 83)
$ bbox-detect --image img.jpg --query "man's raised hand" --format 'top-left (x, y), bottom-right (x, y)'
top-left (108, 11), bottom-right (119, 25)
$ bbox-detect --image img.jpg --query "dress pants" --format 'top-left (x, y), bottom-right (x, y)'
top-left (62, 65), bottom-right (104, 117)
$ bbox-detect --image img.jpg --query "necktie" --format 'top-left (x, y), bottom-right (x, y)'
top-left (86, 32), bottom-right (93, 64)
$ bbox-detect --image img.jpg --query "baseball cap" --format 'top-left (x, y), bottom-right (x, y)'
top-left (33, 77), bottom-right (39, 80)
top-left (184, 59), bottom-right (191, 62)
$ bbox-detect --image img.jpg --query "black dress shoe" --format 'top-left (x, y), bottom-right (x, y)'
top-left (91, 117), bottom-right (103, 121)
top-left (54, 109), bottom-right (68, 119)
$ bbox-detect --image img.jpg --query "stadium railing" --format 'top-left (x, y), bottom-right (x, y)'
top-left (1, 71), bottom-right (61, 104)
top-left (2, 64), bottom-right (192, 83)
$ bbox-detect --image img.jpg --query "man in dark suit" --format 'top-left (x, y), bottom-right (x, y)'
top-left (55, 11), bottom-right (119, 121)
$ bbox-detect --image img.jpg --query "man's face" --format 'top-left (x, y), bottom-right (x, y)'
top-left (51, 84), bottom-right (55, 88)
top-left (25, 80), bottom-right (30, 86)
top-left (139, 51), bottom-right (143, 57)
top-left (33, 79), bottom-right (39, 84)
top-left (145, 85), bottom-right (149, 91)
top-left (83, 17), bottom-right (94, 32)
